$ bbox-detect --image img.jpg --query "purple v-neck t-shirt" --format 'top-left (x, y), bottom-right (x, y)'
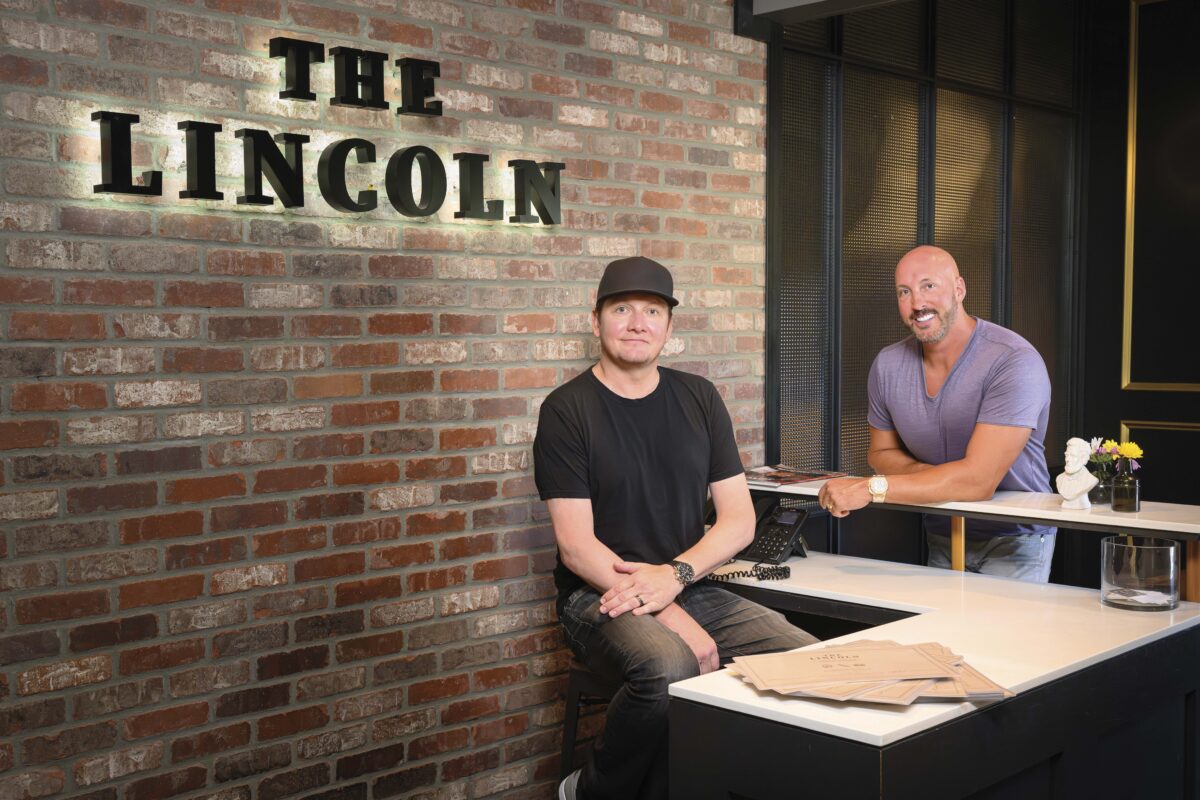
top-left (867, 318), bottom-right (1053, 538)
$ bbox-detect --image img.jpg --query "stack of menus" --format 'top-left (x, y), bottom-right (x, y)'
top-left (728, 640), bottom-right (1013, 706)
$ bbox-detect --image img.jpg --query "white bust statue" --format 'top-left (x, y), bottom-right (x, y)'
top-left (1056, 437), bottom-right (1099, 509)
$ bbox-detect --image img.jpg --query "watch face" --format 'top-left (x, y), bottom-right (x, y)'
top-left (869, 476), bottom-right (887, 495)
top-left (673, 561), bottom-right (695, 584)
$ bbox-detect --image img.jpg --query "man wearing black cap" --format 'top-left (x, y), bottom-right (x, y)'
top-left (535, 257), bottom-right (816, 800)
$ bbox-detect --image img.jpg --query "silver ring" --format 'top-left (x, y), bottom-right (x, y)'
top-left (636, 595), bottom-right (645, 608)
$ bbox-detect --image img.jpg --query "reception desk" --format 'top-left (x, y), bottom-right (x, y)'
top-left (669, 553), bottom-right (1200, 799)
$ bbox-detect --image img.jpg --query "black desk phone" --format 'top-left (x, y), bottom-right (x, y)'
top-left (703, 497), bottom-right (809, 567)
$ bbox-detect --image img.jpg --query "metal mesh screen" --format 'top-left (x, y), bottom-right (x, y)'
top-left (1013, 0), bottom-right (1075, 107)
top-left (843, 0), bottom-right (924, 73)
top-left (781, 19), bottom-right (831, 51)
top-left (777, 51), bottom-right (835, 471)
top-left (1011, 105), bottom-right (1074, 467)
top-left (934, 89), bottom-right (1004, 321)
top-left (936, 0), bottom-right (1005, 91)
top-left (840, 68), bottom-right (922, 474)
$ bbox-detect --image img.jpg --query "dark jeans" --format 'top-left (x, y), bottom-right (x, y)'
top-left (558, 582), bottom-right (817, 800)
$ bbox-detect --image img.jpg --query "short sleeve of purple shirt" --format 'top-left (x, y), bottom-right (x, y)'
top-left (866, 319), bottom-right (1053, 537)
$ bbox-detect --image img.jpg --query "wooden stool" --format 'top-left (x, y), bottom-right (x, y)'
top-left (561, 659), bottom-right (618, 779)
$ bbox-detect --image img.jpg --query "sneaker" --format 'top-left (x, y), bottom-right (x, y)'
top-left (558, 768), bottom-right (581, 800)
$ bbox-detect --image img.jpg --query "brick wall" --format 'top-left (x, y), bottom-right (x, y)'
top-left (0, 1), bottom-right (767, 798)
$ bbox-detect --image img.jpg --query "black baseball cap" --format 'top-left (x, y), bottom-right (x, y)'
top-left (595, 256), bottom-right (679, 308)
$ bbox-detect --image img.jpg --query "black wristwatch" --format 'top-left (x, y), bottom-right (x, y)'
top-left (669, 560), bottom-right (695, 586)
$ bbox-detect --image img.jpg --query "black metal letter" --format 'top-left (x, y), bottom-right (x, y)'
top-left (235, 128), bottom-right (309, 207)
top-left (385, 146), bottom-right (446, 217)
top-left (453, 153), bottom-right (503, 220)
top-left (318, 138), bottom-right (377, 213)
top-left (329, 47), bottom-right (390, 109)
top-left (92, 111), bottom-right (162, 196)
top-left (269, 37), bottom-right (325, 101)
top-left (178, 121), bottom-right (223, 200)
top-left (508, 160), bottom-right (565, 225)
top-left (396, 58), bottom-right (442, 116)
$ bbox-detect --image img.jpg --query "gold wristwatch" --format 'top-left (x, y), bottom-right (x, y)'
top-left (868, 475), bottom-right (889, 503)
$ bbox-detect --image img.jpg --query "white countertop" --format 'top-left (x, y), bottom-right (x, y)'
top-left (669, 552), bottom-right (1200, 746)
top-left (763, 480), bottom-right (1200, 535)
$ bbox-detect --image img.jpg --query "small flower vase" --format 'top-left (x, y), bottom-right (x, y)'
top-left (1087, 473), bottom-right (1112, 505)
top-left (1111, 463), bottom-right (1140, 513)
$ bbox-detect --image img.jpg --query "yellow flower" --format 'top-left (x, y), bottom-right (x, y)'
top-left (1117, 441), bottom-right (1143, 459)
top-left (1102, 439), bottom-right (1119, 451)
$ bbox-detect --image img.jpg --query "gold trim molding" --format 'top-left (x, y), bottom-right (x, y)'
top-left (1122, 0), bottom-right (1200, 392)
top-left (1119, 419), bottom-right (1200, 442)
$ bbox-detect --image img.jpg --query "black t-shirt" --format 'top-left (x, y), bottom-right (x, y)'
top-left (533, 366), bottom-right (744, 600)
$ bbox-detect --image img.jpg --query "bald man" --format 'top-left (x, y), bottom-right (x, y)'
top-left (819, 246), bottom-right (1055, 582)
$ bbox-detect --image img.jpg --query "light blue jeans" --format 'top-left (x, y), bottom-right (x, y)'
top-left (557, 582), bottom-right (816, 800)
top-left (926, 530), bottom-right (1056, 583)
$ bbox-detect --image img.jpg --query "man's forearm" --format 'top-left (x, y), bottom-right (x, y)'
top-left (868, 446), bottom-right (933, 476)
top-left (674, 519), bottom-right (753, 580)
top-left (882, 459), bottom-right (998, 504)
top-left (559, 537), bottom-right (626, 594)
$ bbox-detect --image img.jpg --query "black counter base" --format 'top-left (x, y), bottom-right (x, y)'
top-left (670, 624), bottom-right (1200, 799)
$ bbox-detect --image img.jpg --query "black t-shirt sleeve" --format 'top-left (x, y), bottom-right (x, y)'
top-left (705, 384), bottom-right (743, 484)
top-left (533, 399), bottom-right (591, 501)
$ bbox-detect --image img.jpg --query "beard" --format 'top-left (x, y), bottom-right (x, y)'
top-left (909, 298), bottom-right (959, 344)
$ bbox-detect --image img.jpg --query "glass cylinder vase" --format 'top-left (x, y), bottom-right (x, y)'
top-left (1111, 464), bottom-right (1140, 513)
top-left (1087, 474), bottom-right (1112, 505)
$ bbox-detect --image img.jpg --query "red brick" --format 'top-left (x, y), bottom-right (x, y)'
top-left (120, 510), bottom-right (203, 544)
top-left (256, 645), bottom-right (329, 679)
top-left (405, 456), bottom-right (467, 480)
top-left (119, 574), bottom-right (205, 610)
top-left (125, 765), bottom-right (206, 800)
top-left (335, 631), bottom-right (404, 665)
top-left (440, 482), bottom-right (497, 503)
top-left (295, 374), bottom-right (361, 399)
top-left (166, 474), bottom-right (245, 504)
top-left (171, 722), bottom-right (250, 762)
top-left (0, 53), bottom-right (48, 86)
top-left (124, 701), bottom-right (207, 739)
top-left (163, 281), bottom-right (244, 307)
top-left (9, 312), bottom-right (105, 341)
top-left (60, 207), bottom-right (151, 236)
top-left (15, 590), bottom-right (108, 624)
top-left (407, 511), bottom-right (466, 536)
top-left (368, 18), bottom-right (433, 46)
top-left (67, 482), bottom-right (156, 514)
top-left (165, 536), bottom-right (245, 570)
top-left (439, 427), bottom-right (496, 450)
top-left (474, 663), bottom-right (529, 690)
top-left (253, 465), bottom-right (326, 494)
top-left (11, 383), bottom-right (106, 412)
top-left (408, 674), bottom-right (469, 705)
top-left (65, 608), bottom-right (154, 653)
top-left (369, 370), bottom-right (434, 394)
top-left (505, 367), bottom-right (557, 389)
top-left (293, 433), bottom-right (363, 460)
top-left (367, 313), bottom-right (433, 336)
top-left (295, 492), bottom-right (365, 521)
top-left (210, 501), bottom-right (287, 532)
top-left (439, 534), bottom-right (496, 561)
top-left (163, 347), bottom-right (244, 373)
top-left (296, 552), bottom-right (364, 583)
top-left (332, 342), bottom-right (399, 368)
top-left (0, 277), bottom-right (54, 304)
top-left (331, 518), bottom-right (399, 547)
top-left (291, 315), bottom-right (361, 337)
top-left (258, 705), bottom-right (329, 740)
top-left (370, 543), bottom-right (435, 569)
top-left (0, 421), bottom-right (57, 450)
top-left (333, 576), bottom-right (404, 607)
top-left (439, 369), bottom-right (499, 392)
top-left (473, 556), bottom-right (529, 581)
top-left (56, 0), bottom-right (148, 27)
top-left (208, 316), bottom-right (283, 341)
top-left (406, 566), bottom-right (467, 594)
top-left (208, 249), bottom-right (284, 276)
top-left (119, 638), bottom-right (204, 676)
top-left (367, 255), bottom-right (432, 279)
top-left (473, 713), bottom-right (528, 745)
top-left (158, 213), bottom-right (241, 243)
top-left (332, 461), bottom-right (399, 486)
top-left (254, 525), bottom-right (325, 557)
top-left (330, 401), bottom-right (399, 428)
